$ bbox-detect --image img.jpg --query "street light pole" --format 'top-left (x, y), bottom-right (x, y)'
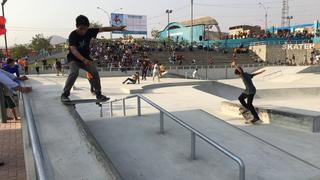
top-left (165, 9), bottom-right (172, 38)
top-left (259, 2), bottom-right (268, 31)
top-left (97, 7), bottom-right (123, 39)
top-left (1, 0), bottom-right (8, 57)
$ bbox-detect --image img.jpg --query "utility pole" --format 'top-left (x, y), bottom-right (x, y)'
top-left (190, 0), bottom-right (194, 45)
top-left (1, 0), bottom-right (8, 57)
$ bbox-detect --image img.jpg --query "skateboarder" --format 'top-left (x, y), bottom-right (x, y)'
top-left (231, 61), bottom-right (265, 123)
top-left (61, 15), bottom-right (125, 102)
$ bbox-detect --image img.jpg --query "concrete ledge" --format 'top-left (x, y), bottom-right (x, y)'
top-left (67, 106), bottom-right (123, 180)
top-left (121, 80), bottom-right (211, 94)
top-left (221, 101), bottom-right (320, 133)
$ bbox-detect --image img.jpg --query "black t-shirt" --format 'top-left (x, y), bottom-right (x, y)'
top-left (67, 28), bottom-right (99, 62)
top-left (241, 72), bottom-right (256, 95)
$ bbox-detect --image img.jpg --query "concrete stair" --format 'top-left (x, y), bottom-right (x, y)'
top-left (84, 110), bottom-right (320, 180)
top-left (149, 50), bottom-right (257, 66)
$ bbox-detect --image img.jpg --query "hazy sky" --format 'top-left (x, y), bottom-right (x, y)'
top-left (2, 0), bottom-right (319, 46)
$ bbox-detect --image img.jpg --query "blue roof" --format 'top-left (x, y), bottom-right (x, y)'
top-left (267, 22), bottom-right (319, 31)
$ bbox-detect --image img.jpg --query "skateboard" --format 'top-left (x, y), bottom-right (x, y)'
top-left (62, 99), bottom-right (108, 106)
top-left (239, 107), bottom-right (260, 124)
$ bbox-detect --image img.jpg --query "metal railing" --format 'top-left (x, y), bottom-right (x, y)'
top-left (103, 94), bottom-right (245, 180)
top-left (21, 93), bottom-right (48, 180)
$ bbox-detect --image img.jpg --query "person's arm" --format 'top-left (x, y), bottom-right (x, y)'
top-left (0, 70), bottom-right (31, 93)
top-left (252, 70), bottom-right (266, 77)
top-left (0, 69), bottom-right (17, 81)
top-left (0, 70), bottom-right (19, 90)
top-left (230, 61), bottom-right (244, 74)
top-left (99, 26), bottom-right (126, 33)
top-left (69, 46), bottom-right (91, 66)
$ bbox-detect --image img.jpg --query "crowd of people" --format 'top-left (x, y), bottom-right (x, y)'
top-left (223, 30), bottom-right (316, 40)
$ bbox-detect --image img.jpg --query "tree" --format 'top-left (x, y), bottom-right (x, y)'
top-left (151, 29), bottom-right (160, 39)
top-left (30, 34), bottom-right (52, 52)
top-left (10, 44), bottom-right (31, 59)
top-left (90, 21), bottom-right (103, 28)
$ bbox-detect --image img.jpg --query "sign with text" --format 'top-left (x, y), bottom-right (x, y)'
top-left (111, 13), bottom-right (147, 35)
top-left (282, 43), bottom-right (316, 50)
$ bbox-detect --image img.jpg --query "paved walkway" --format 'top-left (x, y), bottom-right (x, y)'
top-left (0, 119), bottom-right (26, 180)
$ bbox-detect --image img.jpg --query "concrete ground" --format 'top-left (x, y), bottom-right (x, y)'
top-left (0, 120), bottom-right (26, 180)
top-left (23, 66), bottom-right (320, 179)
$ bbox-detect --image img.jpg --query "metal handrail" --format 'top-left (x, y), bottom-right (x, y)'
top-left (104, 94), bottom-right (245, 180)
top-left (21, 93), bottom-right (48, 180)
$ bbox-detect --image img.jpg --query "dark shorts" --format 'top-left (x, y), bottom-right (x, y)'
top-left (4, 96), bottom-right (16, 109)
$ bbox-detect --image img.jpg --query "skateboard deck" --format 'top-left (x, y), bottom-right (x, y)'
top-left (62, 99), bottom-right (108, 105)
top-left (239, 107), bottom-right (260, 124)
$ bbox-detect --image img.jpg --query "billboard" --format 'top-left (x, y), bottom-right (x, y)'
top-left (111, 13), bottom-right (147, 35)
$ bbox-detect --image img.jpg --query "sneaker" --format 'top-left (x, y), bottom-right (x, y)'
top-left (250, 118), bottom-right (261, 124)
top-left (61, 94), bottom-right (70, 102)
top-left (96, 94), bottom-right (110, 102)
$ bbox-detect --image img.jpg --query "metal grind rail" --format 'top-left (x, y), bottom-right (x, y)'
top-left (99, 94), bottom-right (245, 180)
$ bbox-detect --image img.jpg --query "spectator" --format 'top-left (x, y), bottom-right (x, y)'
top-left (192, 68), bottom-right (199, 79)
top-left (55, 59), bottom-right (62, 76)
top-left (24, 59), bottom-right (29, 75)
top-left (2, 58), bottom-right (20, 77)
top-left (35, 61), bottom-right (40, 75)
top-left (42, 58), bottom-right (47, 70)
top-left (159, 64), bottom-right (166, 77)
top-left (152, 61), bottom-right (160, 83)
top-left (141, 59), bottom-right (149, 80)
top-left (292, 55), bottom-right (295, 65)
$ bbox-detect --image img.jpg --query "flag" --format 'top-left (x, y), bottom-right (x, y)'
top-left (0, 16), bottom-right (6, 36)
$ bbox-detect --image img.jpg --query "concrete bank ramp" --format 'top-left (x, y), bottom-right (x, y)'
top-left (25, 76), bottom-right (120, 180)
top-left (84, 110), bottom-right (320, 180)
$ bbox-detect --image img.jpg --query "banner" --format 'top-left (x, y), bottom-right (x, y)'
top-left (111, 13), bottom-right (147, 35)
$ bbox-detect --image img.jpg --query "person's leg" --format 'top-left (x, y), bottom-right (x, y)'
top-left (247, 94), bottom-right (260, 120)
top-left (62, 61), bottom-right (80, 97)
top-left (90, 80), bottom-right (95, 94)
top-left (238, 93), bottom-right (249, 110)
top-left (127, 78), bottom-right (135, 84)
top-left (81, 63), bottom-right (107, 100)
top-left (123, 78), bottom-right (130, 84)
top-left (11, 108), bottom-right (18, 120)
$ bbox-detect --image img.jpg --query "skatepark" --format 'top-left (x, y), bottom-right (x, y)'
top-left (18, 65), bottom-right (320, 180)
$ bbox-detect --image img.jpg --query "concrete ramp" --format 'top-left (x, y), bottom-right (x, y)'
top-left (84, 110), bottom-right (320, 180)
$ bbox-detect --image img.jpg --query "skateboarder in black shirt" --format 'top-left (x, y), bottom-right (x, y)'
top-left (61, 15), bottom-right (125, 102)
top-left (231, 60), bottom-right (265, 123)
